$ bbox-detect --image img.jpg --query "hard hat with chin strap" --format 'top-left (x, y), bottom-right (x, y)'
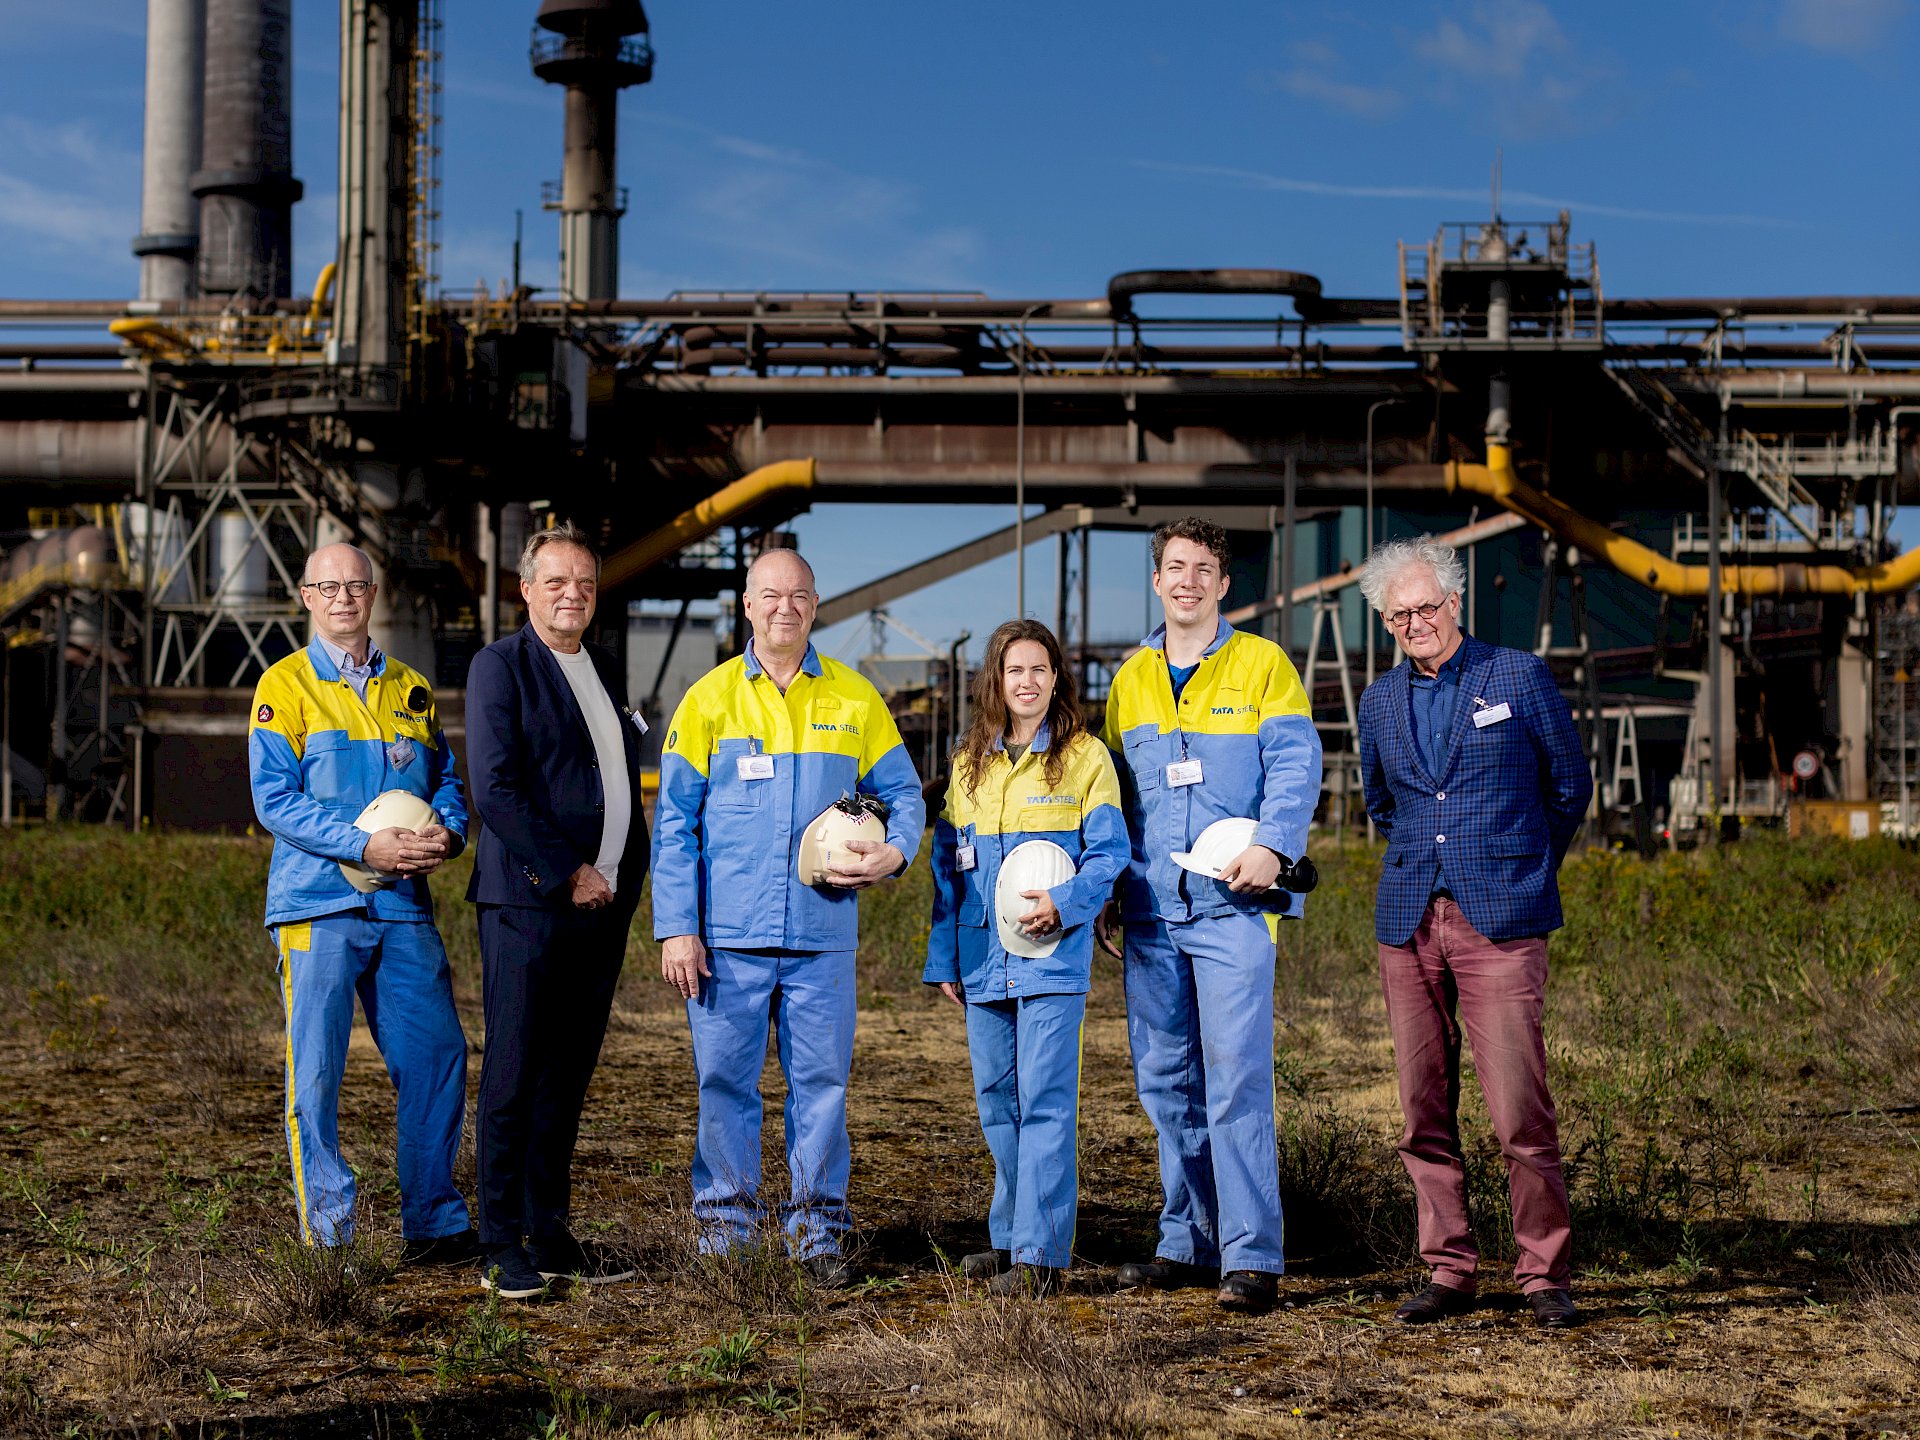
top-left (796, 792), bottom-right (892, 886)
top-left (338, 789), bottom-right (441, 893)
top-left (994, 839), bottom-right (1077, 958)
top-left (1172, 816), bottom-right (1317, 893)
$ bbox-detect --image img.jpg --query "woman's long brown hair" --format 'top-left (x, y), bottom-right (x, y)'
top-left (956, 619), bottom-right (1085, 801)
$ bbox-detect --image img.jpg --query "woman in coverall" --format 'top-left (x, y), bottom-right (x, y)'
top-left (923, 619), bottom-right (1129, 1296)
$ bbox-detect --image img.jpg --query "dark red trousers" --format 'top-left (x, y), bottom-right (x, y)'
top-left (1377, 897), bottom-right (1572, 1294)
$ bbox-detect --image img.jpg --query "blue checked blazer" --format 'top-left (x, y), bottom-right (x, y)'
top-left (1358, 635), bottom-right (1593, 946)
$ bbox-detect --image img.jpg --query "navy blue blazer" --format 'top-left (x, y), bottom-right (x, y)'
top-left (1357, 634), bottom-right (1592, 946)
top-left (465, 624), bottom-right (650, 912)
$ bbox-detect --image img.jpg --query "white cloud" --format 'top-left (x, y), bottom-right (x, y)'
top-left (1415, 0), bottom-right (1570, 79)
top-left (648, 119), bottom-right (982, 290)
top-left (0, 115), bottom-right (139, 266)
top-left (1408, 0), bottom-right (1614, 133)
top-left (1778, 0), bottom-right (1908, 53)
top-left (1137, 160), bottom-right (1808, 230)
top-left (1260, 40), bottom-right (1401, 120)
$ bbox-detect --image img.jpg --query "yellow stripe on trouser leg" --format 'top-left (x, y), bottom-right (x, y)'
top-left (278, 922), bottom-right (314, 1244)
top-left (1071, 1009), bottom-right (1087, 1260)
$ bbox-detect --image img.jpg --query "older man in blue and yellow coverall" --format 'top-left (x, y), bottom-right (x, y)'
top-left (247, 542), bottom-right (473, 1260)
top-left (653, 548), bottom-right (924, 1286)
top-left (1100, 517), bottom-right (1322, 1313)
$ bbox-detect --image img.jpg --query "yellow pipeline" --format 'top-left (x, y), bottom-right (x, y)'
top-left (600, 459), bottom-right (817, 589)
top-left (1447, 443), bottom-right (1920, 596)
top-left (304, 262), bottom-right (338, 336)
top-left (109, 317), bottom-right (197, 356)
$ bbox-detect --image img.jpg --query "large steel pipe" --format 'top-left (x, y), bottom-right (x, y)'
top-left (1108, 268), bottom-right (1323, 316)
top-left (194, 0), bottom-right (302, 298)
top-left (0, 419), bottom-right (257, 485)
top-left (133, 0), bottom-right (205, 300)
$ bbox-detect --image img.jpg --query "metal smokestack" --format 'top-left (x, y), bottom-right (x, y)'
top-left (531, 0), bottom-right (653, 301)
top-left (133, 0), bottom-right (205, 300)
top-left (193, 0), bottom-right (304, 299)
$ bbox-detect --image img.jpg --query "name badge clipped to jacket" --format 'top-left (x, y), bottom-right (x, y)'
top-left (1166, 758), bottom-right (1204, 787)
top-left (956, 843), bottom-right (977, 871)
top-left (386, 737), bottom-right (416, 771)
top-left (1471, 697), bottom-right (1512, 729)
top-left (737, 753), bottom-right (775, 781)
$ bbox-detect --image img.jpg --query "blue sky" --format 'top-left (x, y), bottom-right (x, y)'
top-left (2, 0), bottom-right (1915, 658)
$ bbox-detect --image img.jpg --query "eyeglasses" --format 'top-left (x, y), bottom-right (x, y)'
top-left (302, 580), bottom-right (373, 599)
top-left (1384, 601), bottom-right (1446, 630)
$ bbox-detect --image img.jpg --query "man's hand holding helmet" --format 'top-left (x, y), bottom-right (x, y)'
top-left (1216, 844), bottom-right (1282, 894)
top-left (823, 837), bottom-right (907, 890)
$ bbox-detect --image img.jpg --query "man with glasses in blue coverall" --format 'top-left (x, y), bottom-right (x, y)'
top-left (1098, 516), bottom-right (1323, 1314)
top-left (247, 541), bottom-right (474, 1262)
top-left (652, 547), bottom-right (925, 1287)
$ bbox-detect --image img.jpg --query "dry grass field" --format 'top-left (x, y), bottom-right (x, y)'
top-left (1, 827), bottom-right (1917, 1438)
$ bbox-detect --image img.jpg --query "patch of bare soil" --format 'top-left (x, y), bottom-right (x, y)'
top-left (3, 944), bottom-right (1918, 1440)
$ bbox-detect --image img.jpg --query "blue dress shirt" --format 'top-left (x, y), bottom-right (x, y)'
top-left (317, 634), bottom-right (383, 703)
top-left (1408, 639), bottom-right (1469, 897)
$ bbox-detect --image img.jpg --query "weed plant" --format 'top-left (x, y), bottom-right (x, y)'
top-left (230, 1217), bottom-right (398, 1331)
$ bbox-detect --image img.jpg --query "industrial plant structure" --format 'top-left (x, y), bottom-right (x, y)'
top-left (2, 0), bottom-right (1917, 840)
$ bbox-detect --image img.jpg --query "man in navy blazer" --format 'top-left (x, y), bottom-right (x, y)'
top-left (465, 521), bottom-right (649, 1299)
top-left (1356, 535), bottom-right (1591, 1330)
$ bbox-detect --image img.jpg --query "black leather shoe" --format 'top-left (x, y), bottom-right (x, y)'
top-left (1217, 1270), bottom-right (1279, 1313)
top-left (1393, 1282), bottom-right (1477, 1324)
top-left (988, 1263), bottom-right (1062, 1298)
top-left (961, 1249), bottom-right (1010, 1280)
top-left (401, 1228), bottom-right (480, 1267)
top-left (802, 1254), bottom-right (855, 1290)
top-left (1116, 1257), bottom-right (1218, 1291)
top-left (1528, 1288), bottom-right (1578, 1329)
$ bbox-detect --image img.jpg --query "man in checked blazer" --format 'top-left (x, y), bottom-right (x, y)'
top-left (1356, 535), bottom-right (1592, 1330)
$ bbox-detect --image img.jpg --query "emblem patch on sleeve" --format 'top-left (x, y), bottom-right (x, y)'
top-left (255, 704), bottom-right (274, 724)
top-left (407, 685), bottom-right (430, 713)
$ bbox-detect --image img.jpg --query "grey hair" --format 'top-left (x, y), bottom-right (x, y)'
top-left (1358, 536), bottom-right (1467, 613)
top-left (301, 542), bottom-right (373, 583)
top-left (519, 520), bottom-right (600, 584)
top-left (744, 546), bottom-right (816, 592)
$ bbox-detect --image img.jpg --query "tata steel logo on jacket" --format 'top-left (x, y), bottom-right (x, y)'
top-left (1023, 794), bottom-right (1078, 805)
top-left (1212, 702), bottom-right (1256, 716)
top-left (811, 721), bottom-right (861, 735)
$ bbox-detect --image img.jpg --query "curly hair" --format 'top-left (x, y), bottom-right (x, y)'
top-left (1358, 536), bottom-right (1466, 613)
top-left (1151, 515), bottom-right (1233, 573)
top-left (955, 619), bottom-right (1085, 801)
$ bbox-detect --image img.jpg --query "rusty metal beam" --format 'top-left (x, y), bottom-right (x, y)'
top-left (814, 503), bottom-right (1323, 628)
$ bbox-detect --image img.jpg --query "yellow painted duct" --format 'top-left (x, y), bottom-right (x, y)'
top-left (305, 262), bottom-right (338, 336)
top-left (108, 317), bottom-right (197, 356)
top-left (600, 459), bottom-right (817, 589)
top-left (1446, 444), bottom-right (1920, 596)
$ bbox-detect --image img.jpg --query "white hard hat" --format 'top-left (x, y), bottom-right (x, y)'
top-left (796, 794), bottom-right (891, 886)
top-left (338, 789), bottom-right (441, 894)
top-left (1172, 817), bottom-right (1266, 885)
top-left (995, 839), bottom-right (1077, 959)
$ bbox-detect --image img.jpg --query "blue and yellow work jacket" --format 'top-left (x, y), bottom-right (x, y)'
top-left (652, 640), bottom-right (926, 952)
top-left (1101, 617), bottom-right (1322, 924)
top-left (248, 638), bottom-right (467, 928)
top-left (922, 724), bottom-right (1129, 1002)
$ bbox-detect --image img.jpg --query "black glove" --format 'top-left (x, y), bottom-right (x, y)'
top-left (1276, 855), bottom-right (1318, 894)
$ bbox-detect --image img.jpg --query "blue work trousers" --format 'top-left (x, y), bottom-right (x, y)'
top-left (275, 911), bottom-right (470, 1245)
top-left (1123, 911), bottom-right (1284, 1274)
top-left (965, 991), bottom-right (1086, 1269)
top-left (687, 947), bottom-right (856, 1261)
